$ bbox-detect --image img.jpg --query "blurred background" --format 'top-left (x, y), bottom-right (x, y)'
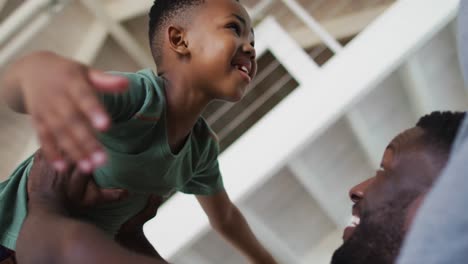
top-left (0, 0), bottom-right (465, 263)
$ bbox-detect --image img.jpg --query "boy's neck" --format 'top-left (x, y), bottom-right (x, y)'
top-left (160, 70), bottom-right (211, 148)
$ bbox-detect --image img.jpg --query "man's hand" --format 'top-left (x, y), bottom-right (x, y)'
top-left (1, 51), bottom-right (129, 172)
top-left (27, 150), bottom-right (128, 213)
top-left (116, 195), bottom-right (167, 261)
top-left (117, 195), bottom-right (163, 235)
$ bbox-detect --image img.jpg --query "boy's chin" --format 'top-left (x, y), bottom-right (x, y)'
top-left (216, 88), bottom-right (245, 102)
top-left (223, 94), bottom-right (243, 102)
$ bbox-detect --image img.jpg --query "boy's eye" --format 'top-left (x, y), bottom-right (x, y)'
top-left (227, 23), bottom-right (241, 36)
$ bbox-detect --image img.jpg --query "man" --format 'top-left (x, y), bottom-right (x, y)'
top-left (332, 111), bottom-right (465, 264)
top-left (397, 0), bottom-right (468, 262)
top-left (14, 111), bottom-right (465, 264)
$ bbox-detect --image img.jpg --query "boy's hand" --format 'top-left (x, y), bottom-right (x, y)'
top-left (17, 51), bottom-right (129, 172)
top-left (27, 150), bottom-right (128, 213)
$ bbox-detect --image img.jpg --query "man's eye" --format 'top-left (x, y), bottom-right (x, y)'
top-left (227, 23), bottom-right (241, 36)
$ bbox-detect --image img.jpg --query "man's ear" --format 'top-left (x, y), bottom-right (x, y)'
top-left (167, 25), bottom-right (190, 56)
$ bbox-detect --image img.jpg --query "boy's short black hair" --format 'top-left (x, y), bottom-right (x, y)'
top-left (148, 0), bottom-right (205, 65)
top-left (148, 0), bottom-right (239, 66)
top-left (416, 111), bottom-right (466, 153)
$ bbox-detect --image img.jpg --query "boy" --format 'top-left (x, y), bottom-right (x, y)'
top-left (0, 0), bottom-right (278, 263)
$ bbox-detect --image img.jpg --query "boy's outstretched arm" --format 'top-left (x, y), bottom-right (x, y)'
top-left (197, 191), bottom-right (279, 264)
top-left (0, 51), bottom-right (128, 172)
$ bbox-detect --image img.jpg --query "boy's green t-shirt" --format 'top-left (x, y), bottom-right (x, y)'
top-left (0, 69), bottom-right (224, 249)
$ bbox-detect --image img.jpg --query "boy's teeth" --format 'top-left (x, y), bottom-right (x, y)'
top-left (237, 65), bottom-right (248, 74)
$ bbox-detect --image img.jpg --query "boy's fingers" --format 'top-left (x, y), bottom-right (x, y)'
top-left (52, 126), bottom-right (91, 172)
top-left (67, 119), bottom-right (101, 156)
top-left (32, 114), bottom-right (65, 171)
top-left (88, 70), bottom-right (129, 93)
top-left (42, 104), bottom-right (89, 169)
top-left (68, 81), bottom-right (110, 131)
top-left (49, 90), bottom-right (106, 170)
top-left (56, 100), bottom-right (105, 169)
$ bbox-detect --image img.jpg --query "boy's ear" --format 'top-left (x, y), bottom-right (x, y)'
top-left (167, 25), bottom-right (190, 56)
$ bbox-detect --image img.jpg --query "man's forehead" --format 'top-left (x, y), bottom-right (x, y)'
top-left (381, 127), bottom-right (426, 169)
top-left (387, 127), bottom-right (425, 152)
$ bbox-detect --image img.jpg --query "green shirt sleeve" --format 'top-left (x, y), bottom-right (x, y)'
top-left (99, 71), bottom-right (159, 123)
top-left (180, 135), bottom-right (225, 196)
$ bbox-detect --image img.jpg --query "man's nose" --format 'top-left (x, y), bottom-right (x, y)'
top-left (349, 178), bottom-right (374, 203)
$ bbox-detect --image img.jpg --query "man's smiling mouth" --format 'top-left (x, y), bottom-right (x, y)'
top-left (343, 215), bottom-right (361, 241)
top-left (349, 215), bottom-right (360, 227)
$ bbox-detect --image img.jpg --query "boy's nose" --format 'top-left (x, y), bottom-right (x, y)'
top-left (242, 43), bottom-right (256, 60)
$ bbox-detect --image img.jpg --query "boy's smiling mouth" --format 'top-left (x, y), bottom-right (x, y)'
top-left (238, 65), bottom-right (249, 74)
top-left (232, 61), bottom-right (252, 83)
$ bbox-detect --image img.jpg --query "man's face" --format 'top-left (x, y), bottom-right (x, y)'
top-left (331, 127), bottom-right (445, 264)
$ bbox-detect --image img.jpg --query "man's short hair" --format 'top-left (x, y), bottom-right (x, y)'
top-left (416, 111), bottom-right (466, 153)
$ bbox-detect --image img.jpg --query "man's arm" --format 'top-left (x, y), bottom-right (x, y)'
top-left (16, 201), bottom-right (165, 264)
top-left (197, 191), bottom-right (278, 264)
top-left (17, 151), bottom-right (165, 264)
